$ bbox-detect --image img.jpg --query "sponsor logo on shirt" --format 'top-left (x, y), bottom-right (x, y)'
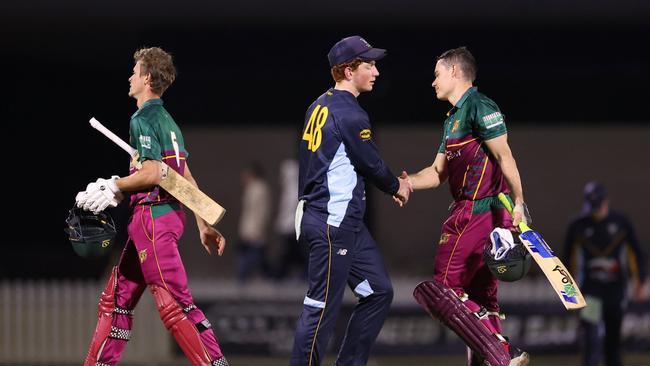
top-left (446, 150), bottom-right (461, 161)
top-left (359, 129), bottom-right (372, 141)
top-left (451, 120), bottom-right (461, 133)
top-left (337, 248), bottom-right (348, 256)
top-left (439, 233), bottom-right (450, 245)
top-left (139, 135), bottom-right (152, 149)
top-left (481, 112), bottom-right (504, 129)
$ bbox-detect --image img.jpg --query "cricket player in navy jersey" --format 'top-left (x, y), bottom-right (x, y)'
top-left (406, 47), bottom-right (530, 366)
top-left (564, 181), bottom-right (647, 366)
top-left (291, 36), bottom-right (412, 366)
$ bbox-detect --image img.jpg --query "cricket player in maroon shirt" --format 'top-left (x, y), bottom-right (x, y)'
top-left (404, 47), bottom-right (531, 366)
top-left (75, 47), bottom-right (228, 366)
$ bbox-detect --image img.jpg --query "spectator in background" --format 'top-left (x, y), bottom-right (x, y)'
top-left (236, 162), bottom-right (271, 282)
top-left (564, 181), bottom-right (648, 366)
top-left (274, 158), bottom-right (307, 280)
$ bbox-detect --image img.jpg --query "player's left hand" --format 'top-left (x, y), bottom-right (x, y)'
top-left (513, 202), bottom-right (532, 226)
top-left (200, 226), bottom-right (226, 256)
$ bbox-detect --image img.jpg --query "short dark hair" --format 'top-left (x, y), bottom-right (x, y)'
top-left (437, 47), bottom-right (477, 83)
top-left (133, 47), bottom-right (177, 95)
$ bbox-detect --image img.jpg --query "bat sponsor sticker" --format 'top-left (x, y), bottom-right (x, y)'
top-left (553, 265), bottom-right (579, 303)
top-left (522, 231), bottom-right (555, 258)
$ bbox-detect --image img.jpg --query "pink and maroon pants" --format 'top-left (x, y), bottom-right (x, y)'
top-left (96, 205), bottom-right (224, 365)
top-left (434, 199), bottom-right (513, 314)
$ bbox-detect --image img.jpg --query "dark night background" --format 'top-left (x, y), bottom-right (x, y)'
top-left (1, 0), bottom-right (649, 279)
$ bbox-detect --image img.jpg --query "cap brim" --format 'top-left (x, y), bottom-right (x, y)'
top-left (357, 48), bottom-right (386, 62)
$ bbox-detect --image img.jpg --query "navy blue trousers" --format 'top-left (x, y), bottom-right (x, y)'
top-left (291, 218), bottom-right (393, 366)
top-left (581, 300), bottom-right (624, 366)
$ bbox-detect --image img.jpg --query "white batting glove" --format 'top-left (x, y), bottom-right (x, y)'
top-left (75, 182), bottom-right (99, 209)
top-left (82, 176), bottom-right (123, 213)
top-left (513, 202), bottom-right (532, 226)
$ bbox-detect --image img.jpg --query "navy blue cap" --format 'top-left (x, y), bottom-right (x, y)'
top-left (583, 181), bottom-right (607, 212)
top-left (327, 36), bottom-right (386, 67)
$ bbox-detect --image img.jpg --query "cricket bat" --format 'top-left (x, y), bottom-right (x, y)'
top-left (497, 193), bottom-right (586, 310)
top-left (89, 117), bottom-right (226, 226)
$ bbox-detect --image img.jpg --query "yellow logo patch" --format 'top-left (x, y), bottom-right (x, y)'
top-left (359, 129), bottom-right (372, 141)
top-left (139, 249), bottom-right (147, 263)
top-left (496, 265), bottom-right (508, 274)
top-left (101, 239), bottom-right (111, 248)
top-left (439, 233), bottom-right (450, 245)
top-left (451, 120), bottom-right (461, 133)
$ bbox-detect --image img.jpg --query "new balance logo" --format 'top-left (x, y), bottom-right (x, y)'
top-left (337, 249), bottom-right (348, 256)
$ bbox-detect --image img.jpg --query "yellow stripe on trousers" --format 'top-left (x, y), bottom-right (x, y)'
top-left (308, 225), bottom-right (333, 366)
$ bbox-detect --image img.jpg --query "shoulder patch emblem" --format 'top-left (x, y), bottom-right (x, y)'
top-left (359, 129), bottom-right (372, 141)
top-left (481, 112), bottom-right (504, 129)
top-left (139, 135), bottom-right (152, 149)
top-left (439, 233), bottom-right (450, 245)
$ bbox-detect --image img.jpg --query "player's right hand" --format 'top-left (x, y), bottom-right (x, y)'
top-left (513, 202), bottom-right (532, 226)
top-left (75, 182), bottom-right (99, 209)
top-left (77, 177), bottom-right (123, 213)
top-left (393, 172), bottom-right (413, 207)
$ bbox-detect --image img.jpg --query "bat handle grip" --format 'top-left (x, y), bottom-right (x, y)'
top-left (497, 192), bottom-right (514, 213)
top-left (89, 117), bottom-right (137, 157)
top-left (497, 192), bottom-right (529, 232)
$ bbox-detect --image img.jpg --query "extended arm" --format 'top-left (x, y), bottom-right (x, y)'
top-left (484, 134), bottom-right (529, 225)
top-left (184, 164), bottom-right (226, 256)
top-left (407, 152), bottom-right (448, 190)
top-left (338, 113), bottom-right (410, 204)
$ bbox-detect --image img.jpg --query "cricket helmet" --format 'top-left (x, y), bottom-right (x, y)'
top-left (64, 207), bottom-right (116, 258)
top-left (483, 232), bottom-right (532, 282)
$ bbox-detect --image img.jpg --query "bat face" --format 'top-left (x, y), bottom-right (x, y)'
top-left (496, 192), bottom-right (585, 310)
top-left (519, 229), bottom-right (584, 307)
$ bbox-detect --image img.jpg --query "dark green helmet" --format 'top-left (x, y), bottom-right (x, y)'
top-left (65, 207), bottom-right (116, 259)
top-left (484, 236), bottom-right (532, 282)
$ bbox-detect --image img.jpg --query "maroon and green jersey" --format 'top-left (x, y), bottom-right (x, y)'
top-left (128, 98), bottom-right (188, 212)
top-left (438, 87), bottom-right (509, 201)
